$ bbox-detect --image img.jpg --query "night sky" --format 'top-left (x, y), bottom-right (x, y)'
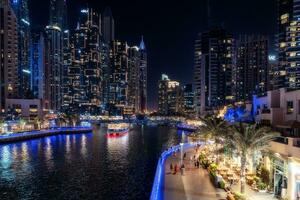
top-left (29, 0), bottom-right (277, 110)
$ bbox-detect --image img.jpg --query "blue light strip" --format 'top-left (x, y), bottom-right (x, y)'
top-left (150, 142), bottom-right (202, 200)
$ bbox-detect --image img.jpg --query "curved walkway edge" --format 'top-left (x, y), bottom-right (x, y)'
top-left (150, 142), bottom-right (201, 200)
top-left (0, 127), bottom-right (92, 144)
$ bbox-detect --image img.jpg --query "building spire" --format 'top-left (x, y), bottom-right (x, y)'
top-left (139, 35), bottom-right (146, 50)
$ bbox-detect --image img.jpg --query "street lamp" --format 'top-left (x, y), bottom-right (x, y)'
top-left (180, 142), bottom-right (184, 166)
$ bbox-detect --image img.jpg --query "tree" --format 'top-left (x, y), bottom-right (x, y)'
top-left (229, 123), bottom-right (279, 194)
top-left (194, 115), bottom-right (229, 162)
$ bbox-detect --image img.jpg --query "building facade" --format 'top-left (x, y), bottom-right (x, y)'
top-left (0, 0), bottom-right (18, 113)
top-left (158, 74), bottom-right (181, 116)
top-left (194, 28), bottom-right (234, 116)
top-left (109, 40), bottom-right (128, 115)
top-left (10, 0), bottom-right (31, 98)
top-left (235, 35), bottom-right (269, 102)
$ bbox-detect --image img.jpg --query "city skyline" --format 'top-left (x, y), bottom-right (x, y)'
top-left (28, 0), bottom-right (277, 110)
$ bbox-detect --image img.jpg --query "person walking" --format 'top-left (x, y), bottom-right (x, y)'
top-left (170, 163), bottom-right (173, 173)
top-left (174, 164), bottom-right (178, 175)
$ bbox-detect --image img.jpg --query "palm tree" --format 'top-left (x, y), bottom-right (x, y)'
top-left (195, 115), bottom-right (229, 163)
top-left (229, 123), bottom-right (279, 194)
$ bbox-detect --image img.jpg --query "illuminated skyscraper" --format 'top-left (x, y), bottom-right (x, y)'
top-left (10, 0), bottom-right (31, 98)
top-left (109, 40), bottom-right (128, 115)
top-left (66, 8), bottom-right (102, 114)
top-left (0, 0), bottom-right (18, 112)
top-left (30, 32), bottom-right (46, 100)
top-left (45, 0), bottom-right (67, 111)
top-left (194, 28), bottom-right (234, 116)
top-left (128, 46), bottom-right (140, 113)
top-left (102, 7), bottom-right (115, 44)
top-left (158, 74), bottom-right (181, 116)
top-left (235, 35), bottom-right (269, 102)
top-left (138, 37), bottom-right (147, 113)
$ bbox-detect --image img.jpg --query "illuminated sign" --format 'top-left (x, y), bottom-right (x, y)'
top-left (81, 9), bottom-right (88, 14)
top-left (21, 18), bottom-right (30, 26)
top-left (22, 69), bottom-right (31, 74)
top-left (268, 55), bottom-right (276, 61)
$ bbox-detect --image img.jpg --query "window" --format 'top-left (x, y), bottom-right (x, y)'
top-left (287, 101), bottom-right (294, 114)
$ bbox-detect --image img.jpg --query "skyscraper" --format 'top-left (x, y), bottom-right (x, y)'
top-left (66, 8), bottom-right (102, 114)
top-left (30, 32), bottom-right (46, 100)
top-left (138, 37), bottom-right (147, 113)
top-left (274, 0), bottom-right (293, 89)
top-left (158, 74), bottom-right (181, 116)
top-left (182, 84), bottom-right (195, 116)
top-left (102, 7), bottom-right (115, 44)
top-left (109, 40), bottom-right (128, 115)
top-left (45, 0), bottom-right (66, 111)
top-left (0, 0), bottom-right (18, 112)
top-left (10, 0), bottom-right (31, 98)
top-left (128, 46), bottom-right (140, 113)
top-left (194, 28), bottom-right (234, 116)
top-left (235, 35), bottom-right (269, 102)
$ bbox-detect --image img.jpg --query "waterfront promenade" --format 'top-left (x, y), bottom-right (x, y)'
top-left (0, 127), bottom-right (92, 143)
top-left (164, 147), bottom-right (227, 200)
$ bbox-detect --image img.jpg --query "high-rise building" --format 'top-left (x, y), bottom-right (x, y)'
top-left (10, 0), bottom-right (31, 98)
top-left (65, 8), bottom-right (102, 114)
top-left (182, 84), bottom-right (195, 116)
top-left (0, 0), bottom-right (18, 113)
top-left (102, 7), bottom-right (115, 44)
top-left (286, 20), bottom-right (300, 89)
top-left (128, 46), bottom-right (140, 113)
top-left (109, 40), bottom-right (128, 115)
top-left (235, 35), bottom-right (269, 102)
top-left (45, 0), bottom-right (67, 111)
top-left (274, 0), bottom-right (294, 89)
top-left (158, 74), bottom-right (181, 116)
top-left (194, 28), bottom-right (234, 116)
top-left (30, 32), bottom-right (46, 100)
top-left (138, 37), bottom-right (147, 113)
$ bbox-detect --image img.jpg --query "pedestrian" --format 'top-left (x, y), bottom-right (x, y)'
top-left (174, 164), bottom-right (178, 175)
top-left (170, 163), bottom-right (173, 172)
top-left (197, 160), bottom-right (200, 168)
top-left (183, 152), bottom-right (186, 159)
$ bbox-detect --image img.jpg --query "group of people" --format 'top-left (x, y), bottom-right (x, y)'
top-left (169, 163), bottom-right (185, 175)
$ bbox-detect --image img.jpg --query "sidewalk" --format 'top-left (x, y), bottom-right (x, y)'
top-left (164, 147), bottom-right (226, 200)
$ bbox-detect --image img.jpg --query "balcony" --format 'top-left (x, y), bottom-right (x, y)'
top-left (269, 137), bottom-right (300, 159)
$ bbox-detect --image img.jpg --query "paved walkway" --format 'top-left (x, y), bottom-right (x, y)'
top-left (164, 147), bottom-right (226, 200)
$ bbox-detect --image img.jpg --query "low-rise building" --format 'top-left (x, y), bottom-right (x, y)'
top-left (5, 99), bottom-right (44, 120)
top-left (253, 88), bottom-right (300, 199)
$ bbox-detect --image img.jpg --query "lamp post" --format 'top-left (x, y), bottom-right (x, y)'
top-left (180, 142), bottom-right (184, 166)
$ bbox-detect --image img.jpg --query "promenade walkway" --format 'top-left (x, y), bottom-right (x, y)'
top-left (0, 127), bottom-right (92, 143)
top-left (164, 147), bottom-right (226, 200)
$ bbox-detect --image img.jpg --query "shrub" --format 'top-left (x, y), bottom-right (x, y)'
top-left (257, 181), bottom-right (267, 190)
top-left (219, 180), bottom-right (225, 189)
top-left (233, 192), bottom-right (246, 200)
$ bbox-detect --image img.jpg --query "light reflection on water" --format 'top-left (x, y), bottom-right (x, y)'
top-left (0, 125), bottom-right (182, 200)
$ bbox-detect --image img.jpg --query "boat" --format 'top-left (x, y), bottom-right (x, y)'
top-left (176, 120), bottom-right (203, 132)
top-left (107, 123), bottom-right (129, 138)
top-left (176, 123), bottom-right (197, 132)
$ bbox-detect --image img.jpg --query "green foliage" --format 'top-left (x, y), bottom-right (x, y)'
top-left (219, 180), bottom-right (225, 189)
top-left (257, 181), bottom-right (267, 190)
top-left (233, 192), bottom-right (246, 200)
top-left (209, 163), bottom-right (218, 173)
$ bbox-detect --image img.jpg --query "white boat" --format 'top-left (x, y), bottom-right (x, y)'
top-left (107, 123), bottom-right (129, 137)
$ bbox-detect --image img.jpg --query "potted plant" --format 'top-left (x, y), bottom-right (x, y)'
top-left (257, 181), bottom-right (267, 193)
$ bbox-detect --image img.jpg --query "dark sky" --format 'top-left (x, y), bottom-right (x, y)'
top-left (29, 0), bottom-right (277, 110)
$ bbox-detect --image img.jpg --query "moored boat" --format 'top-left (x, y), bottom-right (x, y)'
top-left (107, 123), bottom-right (129, 138)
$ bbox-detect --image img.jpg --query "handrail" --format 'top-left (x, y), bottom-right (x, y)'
top-left (150, 142), bottom-right (202, 200)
